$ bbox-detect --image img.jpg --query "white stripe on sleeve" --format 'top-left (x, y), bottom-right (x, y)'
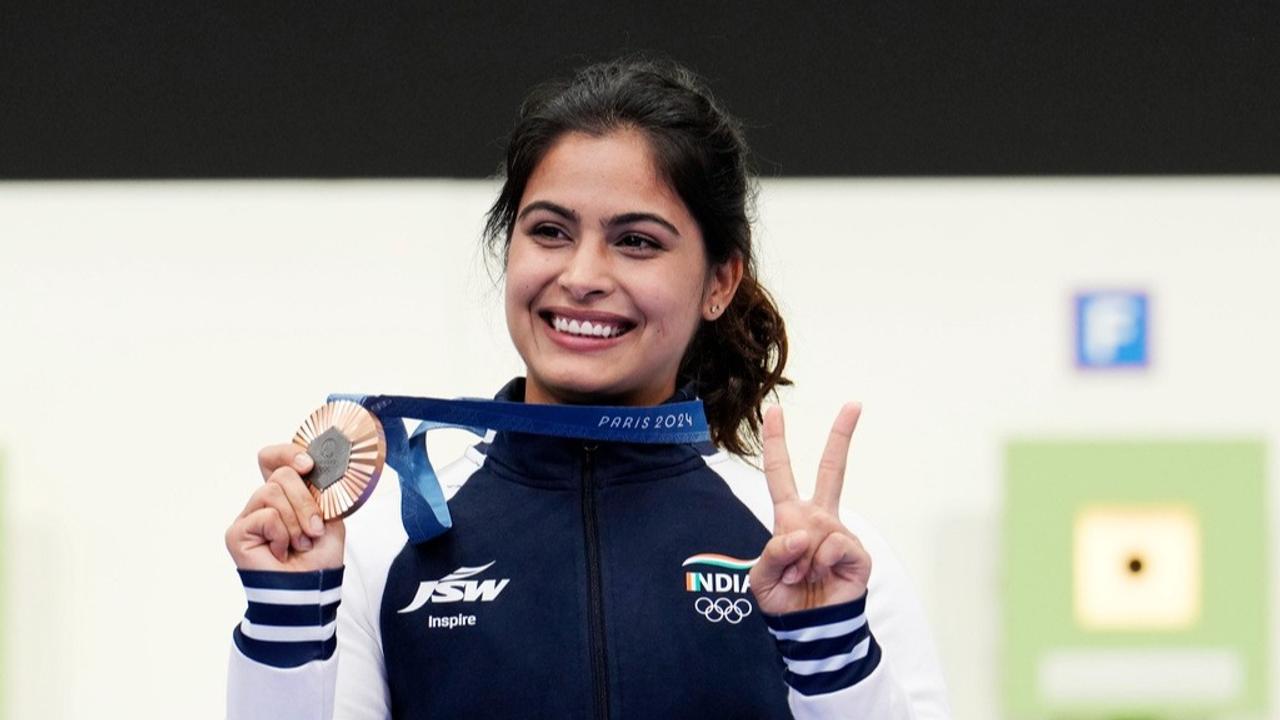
top-left (239, 619), bottom-right (338, 643)
top-left (767, 612), bottom-right (867, 642)
top-left (783, 637), bottom-right (872, 676)
top-left (243, 587), bottom-right (343, 606)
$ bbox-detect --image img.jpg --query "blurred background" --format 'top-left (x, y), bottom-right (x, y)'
top-left (2, 4), bottom-right (1277, 719)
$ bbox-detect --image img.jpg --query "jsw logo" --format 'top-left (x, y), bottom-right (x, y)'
top-left (397, 561), bottom-right (510, 613)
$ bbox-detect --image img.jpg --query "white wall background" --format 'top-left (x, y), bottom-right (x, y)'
top-left (1, 178), bottom-right (1277, 719)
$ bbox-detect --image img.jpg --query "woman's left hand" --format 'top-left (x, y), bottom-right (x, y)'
top-left (749, 403), bottom-right (872, 615)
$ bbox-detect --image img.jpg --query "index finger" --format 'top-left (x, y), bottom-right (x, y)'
top-left (258, 443), bottom-right (314, 482)
top-left (813, 402), bottom-right (862, 512)
top-left (761, 405), bottom-right (799, 505)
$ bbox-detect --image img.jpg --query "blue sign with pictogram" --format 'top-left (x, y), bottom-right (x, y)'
top-left (1075, 291), bottom-right (1149, 369)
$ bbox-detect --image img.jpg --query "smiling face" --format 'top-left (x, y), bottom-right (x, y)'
top-left (504, 128), bottom-right (741, 406)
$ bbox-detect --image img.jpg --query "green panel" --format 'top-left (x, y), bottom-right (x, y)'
top-left (1003, 441), bottom-right (1268, 719)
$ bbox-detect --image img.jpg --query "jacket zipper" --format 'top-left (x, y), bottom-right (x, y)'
top-left (581, 445), bottom-right (610, 719)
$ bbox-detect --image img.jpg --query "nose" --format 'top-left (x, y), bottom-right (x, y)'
top-left (558, 236), bottom-right (615, 302)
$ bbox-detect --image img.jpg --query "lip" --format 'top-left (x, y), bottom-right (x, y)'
top-left (537, 306), bottom-right (637, 351)
top-left (539, 306), bottom-right (637, 326)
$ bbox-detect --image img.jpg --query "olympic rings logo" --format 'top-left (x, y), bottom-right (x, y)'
top-left (694, 596), bottom-right (753, 624)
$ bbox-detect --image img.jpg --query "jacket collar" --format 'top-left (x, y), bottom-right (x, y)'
top-left (479, 377), bottom-right (710, 489)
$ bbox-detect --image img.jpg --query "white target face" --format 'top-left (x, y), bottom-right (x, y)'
top-left (1073, 505), bottom-right (1201, 631)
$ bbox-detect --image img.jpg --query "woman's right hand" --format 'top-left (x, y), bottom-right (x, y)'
top-left (225, 444), bottom-right (345, 572)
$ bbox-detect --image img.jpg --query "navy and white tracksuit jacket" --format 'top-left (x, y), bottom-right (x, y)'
top-left (227, 380), bottom-right (950, 719)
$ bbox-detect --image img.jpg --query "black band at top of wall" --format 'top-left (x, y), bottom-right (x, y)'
top-left (3, 2), bottom-right (1278, 179)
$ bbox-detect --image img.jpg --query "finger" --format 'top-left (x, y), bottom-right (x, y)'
top-left (761, 405), bottom-right (799, 505)
top-left (268, 465), bottom-right (326, 538)
top-left (809, 531), bottom-right (870, 585)
top-left (258, 444), bottom-right (314, 482)
top-left (783, 545), bottom-right (814, 586)
top-left (241, 481), bottom-right (310, 551)
top-left (240, 507), bottom-right (291, 564)
top-left (813, 402), bottom-right (862, 512)
top-left (751, 529), bottom-right (810, 587)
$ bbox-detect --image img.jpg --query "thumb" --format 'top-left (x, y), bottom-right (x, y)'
top-left (750, 530), bottom-right (811, 589)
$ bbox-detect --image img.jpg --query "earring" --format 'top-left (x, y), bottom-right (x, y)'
top-left (709, 303), bottom-right (721, 316)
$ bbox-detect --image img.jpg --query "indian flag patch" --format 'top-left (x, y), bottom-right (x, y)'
top-left (682, 553), bottom-right (757, 593)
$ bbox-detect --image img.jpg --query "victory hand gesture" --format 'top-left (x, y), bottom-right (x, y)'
top-left (749, 403), bottom-right (872, 615)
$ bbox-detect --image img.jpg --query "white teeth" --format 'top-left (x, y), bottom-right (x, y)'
top-left (550, 314), bottom-right (625, 339)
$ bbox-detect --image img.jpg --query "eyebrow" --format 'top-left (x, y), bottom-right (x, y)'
top-left (607, 212), bottom-right (680, 237)
top-left (516, 201), bottom-right (681, 237)
top-left (517, 200), bottom-right (578, 223)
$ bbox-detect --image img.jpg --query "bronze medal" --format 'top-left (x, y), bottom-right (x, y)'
top-left (292, 400), bottom-right (386, 520)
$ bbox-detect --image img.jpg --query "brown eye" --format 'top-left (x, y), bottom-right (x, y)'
top-left (531, 224), bottom-right (569, 242)
top-left (617, 233), bottom-right (660, 251)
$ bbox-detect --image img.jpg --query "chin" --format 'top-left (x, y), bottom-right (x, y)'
top-left (526, 360), bottom-right (662, 405)
top-left (536, 374), bottom-right (630, 404)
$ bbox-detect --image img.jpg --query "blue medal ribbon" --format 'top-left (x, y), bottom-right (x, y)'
top-left (325, 393), bottom-right (710, 544)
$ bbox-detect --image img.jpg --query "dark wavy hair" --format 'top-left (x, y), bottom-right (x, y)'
top-left (483, 57), bottom-right (791, 455)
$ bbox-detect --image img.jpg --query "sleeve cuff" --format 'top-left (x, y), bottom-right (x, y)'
top-left (232, 567), bottom-right (344, 669)
top-left (762, 592), bottom-right (882, 697)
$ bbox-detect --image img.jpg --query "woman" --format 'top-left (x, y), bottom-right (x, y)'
top-left (225, 58), bottom-right (949, 719)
